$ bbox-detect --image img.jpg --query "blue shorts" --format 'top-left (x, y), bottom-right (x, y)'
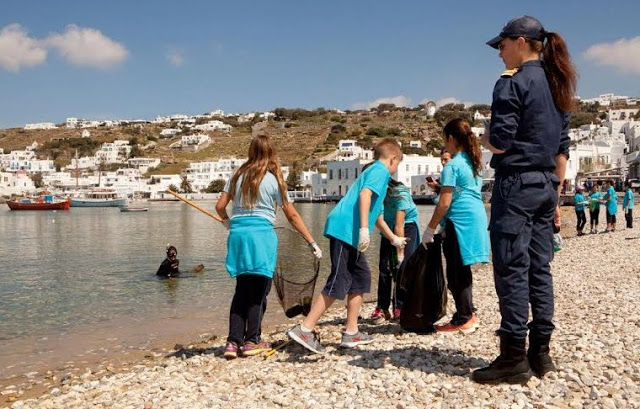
top-left (322, 237), bottom-right (371, 300)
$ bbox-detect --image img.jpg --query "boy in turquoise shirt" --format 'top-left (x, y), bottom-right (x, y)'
top-left (288, 138), bottom-right (407, 353)
top-left (623, 182), bottom-right (634, 229)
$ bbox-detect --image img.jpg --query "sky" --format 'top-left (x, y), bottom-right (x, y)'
top-left (1, 0), bottom-right (639, 129)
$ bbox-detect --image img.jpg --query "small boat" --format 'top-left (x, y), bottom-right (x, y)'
top-left (7, 196), bottom-right (71, 211)
top-left (119, 206), bottom-right (149, 212)
top-left (71, 189), bottom-right (128, 207)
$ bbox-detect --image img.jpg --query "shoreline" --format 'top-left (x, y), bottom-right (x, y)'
top-left (3, 208), bottom-right (640, 408)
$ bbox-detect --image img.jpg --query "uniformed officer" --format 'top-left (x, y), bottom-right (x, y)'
top-left (473, 16), bottom-right (578, 384)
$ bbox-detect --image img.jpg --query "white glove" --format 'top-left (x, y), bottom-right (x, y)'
top-left (308, 242), bottom-right (322, 259)
top-left (422, 226), bottom-right (435, 248)
top-left (397, 251), bottom-right (405, 265)
top-left (222, 218), bottom-right (230, 231)
top-left (390, 234), bottom-right (407, 249)
top-left (358, 227), bottom-right (370, 252)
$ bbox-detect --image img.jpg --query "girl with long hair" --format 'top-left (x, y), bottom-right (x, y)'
top-left (476, 16), bottom-right (578, 384)
top-left (215, 135), bottom-right (321, 359)
top-left (422, 118), bottom-right (490, 334)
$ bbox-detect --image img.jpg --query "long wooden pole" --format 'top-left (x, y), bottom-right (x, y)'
top-left (166, 190), bottom-right (224, 224)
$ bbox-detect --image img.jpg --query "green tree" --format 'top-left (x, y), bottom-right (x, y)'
top-left (570, 112), bottom-right (597, 129)
top-left (180, 176), bottom-right (193, 193)
top-left (204, 179), bottom-right (226, 193)
top-left (287, 162), bottom-right (301, 189)
top-left (31, 172), bottom-right (44, 188)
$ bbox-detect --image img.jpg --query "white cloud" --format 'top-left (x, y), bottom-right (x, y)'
top-left (583, 37), bottom-right (640, 75)
top-left (45, 24), bottom-right (128, 69)
top-left (166, 49), bottom-right (185, 67)
top-left (426, 97), bottom-right (474, 108)
top-left (351, 95), bottom-right (412, 110)
top-left (0, 24), bottom-right (47, 72)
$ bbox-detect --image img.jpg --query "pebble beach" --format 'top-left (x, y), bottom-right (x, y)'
top-left (3, 209), bottom-right (640, 409)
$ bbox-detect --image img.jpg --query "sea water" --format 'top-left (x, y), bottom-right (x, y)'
top-left (0, 202), bottom-right (435, 380)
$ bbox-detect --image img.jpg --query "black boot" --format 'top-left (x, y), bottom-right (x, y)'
top-left (528, 332), bottom-right (556, 377)
top-left (472, 336), bottom-right (533, 384)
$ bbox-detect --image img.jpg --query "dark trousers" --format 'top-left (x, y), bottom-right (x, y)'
top-left (590, 208), bottom-right (600, 228)
top-left (490, 171), bottom-right (557, 339)
top-left (442, 219), bottom-right (474, 325)
top-left (227, 274), bottom-right (272, 345)
top-left (575, 210), bottom-right (586, 232)
top-left (377, 222), bottom-right (419, 311)
top-left (626, 209), bottom-right (633, 228)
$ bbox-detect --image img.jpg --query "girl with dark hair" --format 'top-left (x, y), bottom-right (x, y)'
top-left (215, 135), bottom-right (322, 359)
top-left (476, 16), bottom-right (578, 384)
top-left (370, 178), bottom-right (420, 323)
top-left (421, 118), bottom-right (490, 333)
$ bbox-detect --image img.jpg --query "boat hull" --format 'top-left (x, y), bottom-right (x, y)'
top-left (119, 206), bottom-right (148, 212)
top-left (7, 199), bottom-right (71, 211)
top-left (70, 198), bottom-right (128, 207)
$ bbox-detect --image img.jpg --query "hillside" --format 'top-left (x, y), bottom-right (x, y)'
top-left (0, 108), bottom-right (453, 175)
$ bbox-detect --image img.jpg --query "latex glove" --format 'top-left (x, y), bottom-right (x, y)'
top-left (397, 251), bottom-right (405, 265)
top-left (358, 227), bottom-right (370, 252)
top-left (389, 234), bottom-right (407, 249)
top-left (308, 241), bottom-right (323, 259)
top-left (421, 226), bottom-right (435, 248)
top-left (222, 218), bottom-right (230, 231)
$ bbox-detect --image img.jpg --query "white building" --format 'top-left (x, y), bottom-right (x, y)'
top-left (337, 139), bottom-right (374, 161)
top-left (171, 134), bottom-right (211, 152)
top-left (127, 157), bottom-right (161, 173)
top-left (193, 120), bottom-right (232, 132)
top-left (160, 128), bottom-right (180, 138)
top-left (182, 157), bottom-right (248, 192)
top-left (0, 171), bottom-right (36, 196)
top-left (325, 159), bottom-right (367, 197)
top-left (609, 108), bottom-right (639, 121)
top-left (409, 140), bottom-right (422, 148)
top-left (1, 150), bottom-right (55, 173)
top-left (95, 140), bottom-right (131, 164)
top-left (24, 122), bottom-right (57, 130)
top-left (397, 154), bottom-right (443, 187)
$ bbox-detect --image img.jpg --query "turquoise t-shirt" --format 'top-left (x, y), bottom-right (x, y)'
top-left (588, 191), bottom-right (602, 211)
top-left (382, 184), bottom-right (419, 231)
top-left (604, 186), bottom-right (618, 215)
top-left (623, 189), bottom-right (635, 209)
top-left (440, 151), bottom-right (490, 266)
top-left (574, 193), bottom-right (586, 211)
top-left (324, 160), bottom-right (390, 248)
top-left (224, 172), bottom-right (284, 225)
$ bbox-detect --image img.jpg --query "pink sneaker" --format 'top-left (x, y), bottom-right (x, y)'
top-left (224, 342), bottom-right (239, 360)
top-left (393, 308), bottom-right (401, 320)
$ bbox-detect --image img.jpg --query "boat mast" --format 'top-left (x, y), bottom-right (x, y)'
top-left (75, 149), bottom-right (79, 189)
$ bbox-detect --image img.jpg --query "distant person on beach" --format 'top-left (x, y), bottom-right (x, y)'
top-left (476, 15), bottom-right (577, 384)
top-left (215, 135), bottom-right (322, 360)
top-left (156, 245), bottom-right (181, 278)
top-left (603, 179), bottom-right (618, 233)
top-left (427, 148), bottom-right (452, 204)
top-left (588, 184), bottom-right (603, 234)
top-left (574, 186), bottom-right (588, 236)
top-left (422, 118), bottom-right (490, 334)
top-left (287, 138), bottom-right (407, 354)
top-left (623, 182), bottom-right (634, 229)
top-left (370, 178), bottom-right (420, 323)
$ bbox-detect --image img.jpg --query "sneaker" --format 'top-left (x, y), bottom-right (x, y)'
top-left (393, 308), bottom-right (401, 321)
top-left (224, 342), bottom-right (239, 360)
top-left (436, 314), bottom-right (479, 334)
top-left (241, 341), bottom-right (272, 357)
top-left (340, 331), bottom-right (374, 348)
top-left (286, 324), bottom-right (325, 354)
top-left (370, 308), bottom-right (391, 324)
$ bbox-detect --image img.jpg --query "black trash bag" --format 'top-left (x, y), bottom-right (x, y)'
top-left (399, 234), bottom-right (447, 334)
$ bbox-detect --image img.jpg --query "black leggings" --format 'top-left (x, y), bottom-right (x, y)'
top-left (227, 274), bottom-right (272, 345)
top-left (442, 219), bottom-right (474, 325)
top-left (590, 208), bottom-right (600, 228)
top-left (576, 210), bottom-right (586, 232)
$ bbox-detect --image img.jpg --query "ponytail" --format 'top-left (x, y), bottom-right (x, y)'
top-left (541, 32), bottom-right (578, 112)
top-left (443, 118), bottom-right (483, 178)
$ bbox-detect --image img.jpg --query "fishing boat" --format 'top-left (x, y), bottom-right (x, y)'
top-left (119, 206), bottom-right (149, 212)
top-left (7, 195), bottom-right (71, 211)
top-left (70, 189), bottom-right (128, 207)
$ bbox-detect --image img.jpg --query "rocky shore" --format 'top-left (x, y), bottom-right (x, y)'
top-left (4, 210), bottom-right (640, 409)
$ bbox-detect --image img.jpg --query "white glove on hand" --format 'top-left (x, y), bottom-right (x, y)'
top-left (308, 242), bottom-right (323, 259)
top-left (397, 251), bottom-right (405, 265)
top-left (421, 226), bottom-right (435, 248)
top-left (358, 227), bottom-right (370, 252)
top-left (390, 234), bottom-right (407, 249)
top-left (222, 218), bottom-right (230, 231)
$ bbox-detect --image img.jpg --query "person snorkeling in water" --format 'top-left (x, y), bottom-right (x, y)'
top-left (157, 244), bottom-right (181, 278)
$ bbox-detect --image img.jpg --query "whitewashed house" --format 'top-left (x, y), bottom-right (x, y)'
top-left (193, 120), bottom-right (232, 132)
top-left (182, 157), bottom-right (248, 192)
top-left (24, 122), bottom-right (57, 130)
top-left (160, 128), bottom-right (180, 138)
top-left (0, 171), bottom-right (36, 196)
top-left (127, 158), bottom-right (161, 173)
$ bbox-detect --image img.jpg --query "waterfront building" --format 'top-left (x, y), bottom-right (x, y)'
top-left (0, 170), bottom-right (36, 196)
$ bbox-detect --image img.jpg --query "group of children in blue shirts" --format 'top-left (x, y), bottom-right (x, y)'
top-left (574, 179), bottom-right (635, 235)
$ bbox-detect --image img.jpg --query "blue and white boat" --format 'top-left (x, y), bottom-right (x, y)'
top-left (70, 189), bottom-right (128, 207)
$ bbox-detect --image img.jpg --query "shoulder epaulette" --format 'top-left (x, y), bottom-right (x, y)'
top-left (501, 68), bottom-right (519, 78)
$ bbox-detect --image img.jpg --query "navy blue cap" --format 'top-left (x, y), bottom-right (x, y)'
top-left (486, 15), bottom-right (546, 49)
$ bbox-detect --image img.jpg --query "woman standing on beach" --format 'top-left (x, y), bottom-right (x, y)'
top-left (215, 135), bottom-right (322, 359)
top-left (603, 179), bottom-right (618, 233)
top-left (476, 15), bottom-right (577, 384)
top-left (588, 184), bottom-right (603, 234)
top-left (421, 118), bottom-right (489, 334)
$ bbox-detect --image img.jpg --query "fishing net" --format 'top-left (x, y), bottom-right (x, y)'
top-left (274, 227), bottom-right (321, 318)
